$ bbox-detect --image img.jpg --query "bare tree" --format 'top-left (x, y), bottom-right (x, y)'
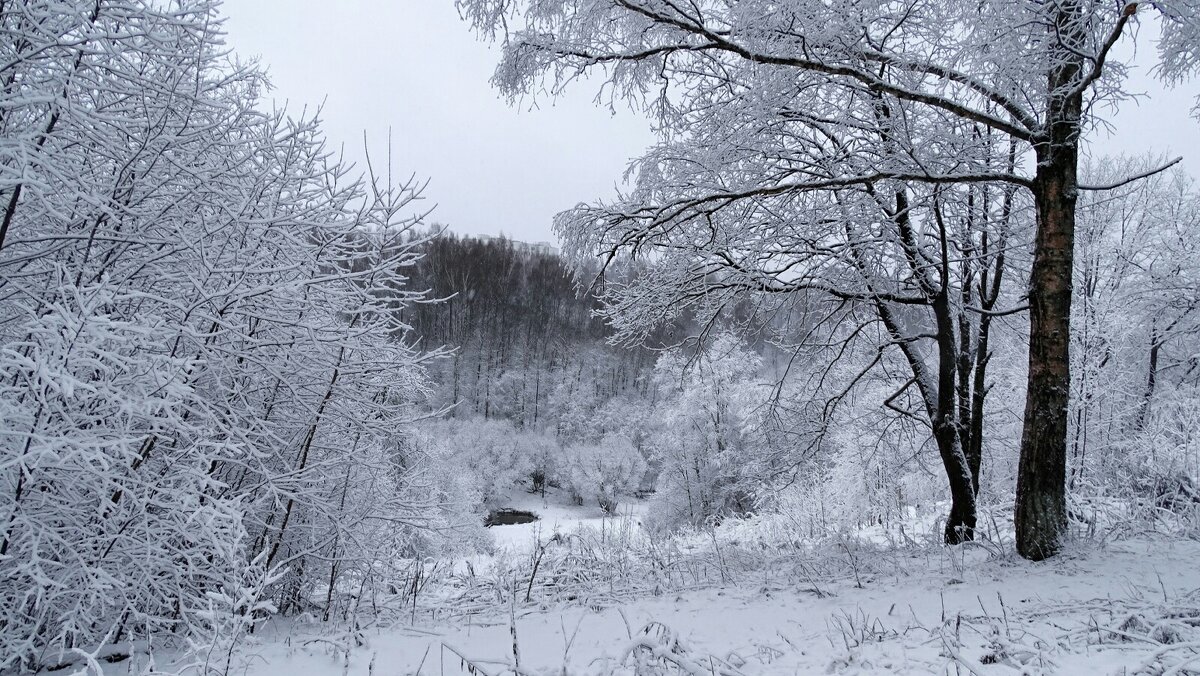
top-left (457, 0), bottom-right (1200, 558)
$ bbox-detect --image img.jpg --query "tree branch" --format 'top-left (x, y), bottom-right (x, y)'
top-left (609, 0), bottom-right (1040, 142)
top-left (1064, 2), bottom-right (1139, 101)
top-left (1078, 156), bottom-right (1182, 191)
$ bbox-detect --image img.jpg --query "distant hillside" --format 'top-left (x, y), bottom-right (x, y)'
top-left (399, 232), bottom-right (666, 427)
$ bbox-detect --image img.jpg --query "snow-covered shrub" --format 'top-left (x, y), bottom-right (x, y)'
top-left (0, 281), bottom-right (247, 670)
top-left (393, 429), bottom-right (491, 557)
top-left (424, 417), bottom-right (533, 506)
top-left (562, 434), bottom-right (648, 512)
top-left (523, 429), bottom-right (563, 494)
top-left (187, 553), bottom-right (282, 676)
top-left (1067, 385), bottom-right (1200, 537)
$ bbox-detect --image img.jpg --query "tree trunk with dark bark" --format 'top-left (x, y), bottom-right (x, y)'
top-left (932, 228), bottom-right (977, 545)
top-left (1137, 323), bottom-right (1160, 430)
top-left (1015, 2), bottom-right (1084, 560)
top-left (870, 189), bottom-right (980, 545)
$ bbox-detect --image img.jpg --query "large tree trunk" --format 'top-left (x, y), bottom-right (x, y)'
top-left (1016, 158), bottom-right (1075, 559)
top-left (1015, 3), bottom-right (1084, 559)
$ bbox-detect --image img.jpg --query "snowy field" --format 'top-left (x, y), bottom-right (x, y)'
top-left (105, 494), bottom-right (1200, 676)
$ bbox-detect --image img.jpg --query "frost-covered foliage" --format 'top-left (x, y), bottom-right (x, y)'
top-left (0, 1), bottom-right (448, 669)
top-left (458, 0), bottom-right (1200, 557)
top-left (423, 417), bottom-right (533, 506)
top-left (646, 334), bottom-right (770, 530)
top-left (0, 279), bottom-right (251, 668)
top-left (422, 415), bottom-right (647, 515)
top-left (1069, 159), bottom-right (1200, 529)
top-left (561, 434), bottom-right (647, 513)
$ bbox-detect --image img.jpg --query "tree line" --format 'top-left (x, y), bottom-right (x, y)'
top-left (399, 232), bottom-right (665, 424)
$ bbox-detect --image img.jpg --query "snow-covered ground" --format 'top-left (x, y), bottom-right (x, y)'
top-left (484, 488), bottom-right (649, 553)
top-left (127, 494), bottom-right (1200, 676)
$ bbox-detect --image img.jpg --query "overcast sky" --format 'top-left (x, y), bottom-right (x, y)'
top-left (220, 1), bottom-right (1199, 244)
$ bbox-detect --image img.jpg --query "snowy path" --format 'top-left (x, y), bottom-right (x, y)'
top-left (231, 539), bottom-right (1200, 675)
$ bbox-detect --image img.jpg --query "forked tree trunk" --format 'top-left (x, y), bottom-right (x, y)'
top-left (852, 193), bottom-right (979, 545)
top-left (932, 271), bottom-right (977, 544)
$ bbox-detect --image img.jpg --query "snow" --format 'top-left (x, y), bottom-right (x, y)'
top-left (117, 498), bottom-right (1200, 676)
top-left (484, 488), bottom-right (648, 552)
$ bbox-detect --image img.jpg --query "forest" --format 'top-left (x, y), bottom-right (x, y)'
top-left (2, 1), bottom-right (1200, 674)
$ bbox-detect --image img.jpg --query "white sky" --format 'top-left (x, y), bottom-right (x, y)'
top-left (219, 0), bottom-right (653, 244)
top-left (219, 1), bottom-right (1200, 244)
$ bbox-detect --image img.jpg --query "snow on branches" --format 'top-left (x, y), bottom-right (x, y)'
top-left (0, 1), bottom-right (444, 669)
